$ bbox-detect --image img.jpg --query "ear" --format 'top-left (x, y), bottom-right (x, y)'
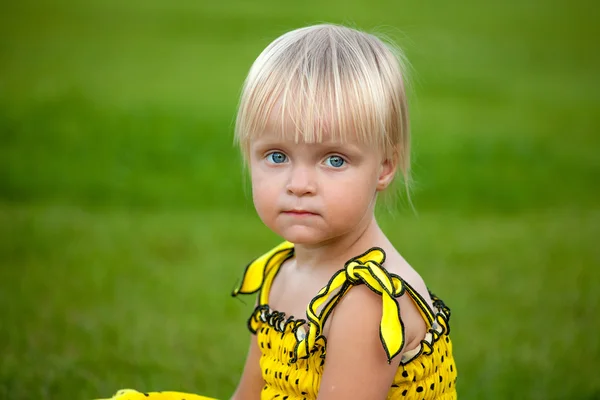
top-left (376, 156), bottom-right (397, 191)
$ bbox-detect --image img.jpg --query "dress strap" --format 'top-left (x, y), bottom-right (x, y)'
top-left (402, 281), bottom-right (436, 327)
top-left (295, 247), bottom-right (407, 364)
top-left (232, 241), bottom-right (295, 306)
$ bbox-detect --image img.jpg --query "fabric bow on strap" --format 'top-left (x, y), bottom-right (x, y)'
top-left (295, 247), bottom-right (406, 364)
top-left (232, 241), bottom-right (295, 305)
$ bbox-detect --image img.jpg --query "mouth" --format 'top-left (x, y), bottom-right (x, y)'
top-left (282, 209), bottom-right (319, 217)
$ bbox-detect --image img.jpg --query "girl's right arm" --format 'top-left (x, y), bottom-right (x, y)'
top-left (230, 336), bottom-right (264, 400)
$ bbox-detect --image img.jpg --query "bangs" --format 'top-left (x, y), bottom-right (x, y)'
top-left (235, 24), bottom-right (410, 171)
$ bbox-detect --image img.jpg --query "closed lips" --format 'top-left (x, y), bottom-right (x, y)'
top-left (283, 210), bottom-right (318, 215)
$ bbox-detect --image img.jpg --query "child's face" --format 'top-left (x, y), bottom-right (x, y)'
top-left (249, 129), bottom-right (395, 246)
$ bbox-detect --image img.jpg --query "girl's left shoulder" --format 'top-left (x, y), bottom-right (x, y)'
top-left (319, 246), bottom-right (431, 362)
top-left (330, 274), bottom-right (428, 357)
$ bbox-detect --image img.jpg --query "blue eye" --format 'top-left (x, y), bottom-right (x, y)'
top-left (325, 155), bottom-right (345, 168)
top-left (267, 152), bottom-right (287, 164)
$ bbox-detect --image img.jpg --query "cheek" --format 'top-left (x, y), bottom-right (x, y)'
top-left (250, 169), bottom-right (279, 217)
top-left (327, 185), bottom-right (373, 211)
top-left (322, 171), bottom-right (377, 215)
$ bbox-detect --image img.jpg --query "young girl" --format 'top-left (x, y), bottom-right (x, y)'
top-left (99, 23), bottom-right (457, 400)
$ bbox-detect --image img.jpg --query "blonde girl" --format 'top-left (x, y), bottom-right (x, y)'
top-left (99, 23), bottom-right (457, 400)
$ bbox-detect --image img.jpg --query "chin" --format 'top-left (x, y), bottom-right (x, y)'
top-left (278, 226), bottom-right (327, 246)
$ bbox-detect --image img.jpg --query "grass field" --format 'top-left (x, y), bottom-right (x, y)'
top-left (1, 1), bottom-right (599, 399)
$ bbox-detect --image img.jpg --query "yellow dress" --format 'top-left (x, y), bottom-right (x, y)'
top-left (98, 242), bottom-right (457, 400)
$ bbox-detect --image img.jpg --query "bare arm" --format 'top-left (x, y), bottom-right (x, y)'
top-left (316, 285), bottom-right (421, 400)
top-left (230, 335), bottom-right (264, 400)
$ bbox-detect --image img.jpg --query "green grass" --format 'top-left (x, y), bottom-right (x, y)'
top-left (1, 0), bottom-right (599, 399)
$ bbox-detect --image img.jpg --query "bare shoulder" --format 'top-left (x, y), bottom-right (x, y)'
top-left (316, 278), bottom-right (427, 398)
top-left (385, 250), bottom-right (432, 301)
top-left (334, 246), bottom-right (433, 348)
top-left (327, 272), bottom-right (428, 354)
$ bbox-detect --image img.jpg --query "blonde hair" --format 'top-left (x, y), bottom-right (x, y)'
top-left (235, 24), bottom-right (411, 185)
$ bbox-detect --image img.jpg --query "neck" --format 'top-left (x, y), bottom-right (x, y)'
top-left (292, 214), bottom-right (387, 270)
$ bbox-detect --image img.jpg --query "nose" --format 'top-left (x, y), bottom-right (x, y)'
top-left (286, 164), bottom-right (316, 196)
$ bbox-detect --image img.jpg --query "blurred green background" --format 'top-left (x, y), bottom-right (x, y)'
top-left (1, 0), bottom-right (599, 399)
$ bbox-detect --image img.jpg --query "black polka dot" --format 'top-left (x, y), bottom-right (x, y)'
top-left (439, 375), bottom-right (443, 382)
top-left (402, 389), bottom-right (408, 396)
top-left (416, 386), bottom-right (423, 393)
top-left (450, 365), bottom-right (453, 372)
top-left (430, 383), bottom-right (435, 390)
top-left (445, 337), bottom-right (449, 343)
top-left (441, 355), bottom-right (445, 362)
top-left (402, 370), bottom-right (409, 378)
top-left (295, 378), bottom-right (299, 385)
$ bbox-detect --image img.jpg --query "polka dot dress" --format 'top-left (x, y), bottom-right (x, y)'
top-left (233, 242), bottom-right (458, 400)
